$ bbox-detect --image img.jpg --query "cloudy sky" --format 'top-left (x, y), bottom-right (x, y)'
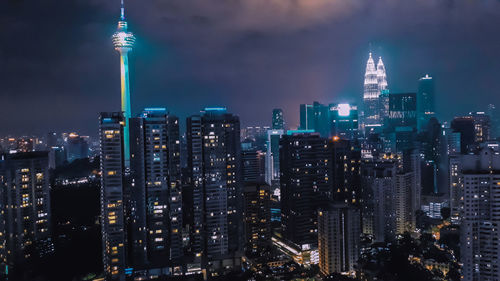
top-left (1, 0), bottom-right (500, 136)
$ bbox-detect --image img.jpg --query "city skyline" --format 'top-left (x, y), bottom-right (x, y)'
top-left (2, 1), bottom-right (500, 135)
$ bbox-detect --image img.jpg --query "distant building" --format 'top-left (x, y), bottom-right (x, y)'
top-left (329, 103), bottom-right (359, 140)
top-left (300, 102), bottom-right (329, 137)
top-left (265, 129), bottom-right (284, 185)
top-left (318, 203), bottom-right (360, 276)
top-left (450, 112), bottom-right (490, 153)
top-left (241, 148), bottom-right (265, 184)
top-left (0, 152), bottom-right (53, 273)
top-left (272, 108), bottom-right (285, 130)
top-left (65, 133), bottom-right (89, 162)
top-left (243, 183), bottom-right (271, 255)
top-left (459, 146), bottom-right (500, 281)
top-left (362, 53), bottom-right (388, 131)
top-left (417, 74), bottom-right (435, 131)
top-left (387, 93), bottom-right (417, 131)
top-left (99, 112), bottom-right (127, 281)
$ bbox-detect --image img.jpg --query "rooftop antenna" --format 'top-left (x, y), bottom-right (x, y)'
top-left (120, 0), bottom-right (125, 20)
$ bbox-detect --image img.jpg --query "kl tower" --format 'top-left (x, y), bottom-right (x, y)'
top-left (112, 0), bottom-right (135, 167)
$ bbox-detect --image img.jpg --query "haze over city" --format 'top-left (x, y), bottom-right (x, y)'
top-left (2, 0), bottom-right (500, 135)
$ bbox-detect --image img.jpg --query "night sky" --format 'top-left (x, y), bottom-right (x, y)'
top-left (1, 0), bottom-right (500, 136)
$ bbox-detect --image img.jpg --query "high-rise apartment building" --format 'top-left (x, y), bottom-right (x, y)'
top-left (99, 112), bottom-right (127, 281)
top-left (0, 152), bottom-right (53, 273)
top-left (243, 183), bottom-right (271, 256)
top-left (128, 108), bottom-right (183, 270)
top-left (186, 108), bottom-right (243, 268)
top-left (361, 157), bottom-right (397, 242)
top-left (318, 203), bottom-right (360, 276)
top-left (280, 132), bottom-right (331, 247)
top-left (459, 146), bottom-right (500, 281)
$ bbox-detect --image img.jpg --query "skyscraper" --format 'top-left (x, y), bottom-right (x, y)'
top-left (299, 102), bottom-right (329, 137)
top-left (265, 129), bottom-right (284, 185)
top-left (417, 74), bottom-right (435, 131)
top-left (243, 183), bottom-right (271, 256)
top-left (459, 146), bottom-right (500, 281)
top-left (280, 132), bottom-right (331, 246)
top-left (272, 108), bottom-right (285, 130)
top-left (363, 53), bottom-right (379, 128)
top-left (318, 203), bottom-right (360, 276)
top-left (361, 157), bottom-right (397, 242)
top-left (363, 53), bottom-right (388, 131)
top-left (0, 152), bottom-right (53, 273)
top-left (128, 108), bottom-right (183, 269)
top-left (112, 0), bottom-right (136, 168)
top-left (99, 112), bottom-right (127, 281)
top-left (65, 132), bottom-right (89, 162)
top-left (328, 103), bottom-right (359, 140)
top-left (186, 108), bottom-right (243, 270)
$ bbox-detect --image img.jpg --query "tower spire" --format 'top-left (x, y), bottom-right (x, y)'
top-left (120, 0), bottom-right (125, 21)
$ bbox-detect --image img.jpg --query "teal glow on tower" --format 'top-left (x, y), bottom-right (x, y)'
top-left (112, 0), bottom-right (135, 167)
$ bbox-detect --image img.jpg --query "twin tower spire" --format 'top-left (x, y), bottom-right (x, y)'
top-left (363, 53), bottom-right (389, 127)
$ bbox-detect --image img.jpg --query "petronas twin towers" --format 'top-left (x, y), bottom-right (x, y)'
top-left (362, 53), bottom-right (388, 129)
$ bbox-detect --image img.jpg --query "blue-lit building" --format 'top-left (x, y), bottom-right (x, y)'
top-left (329, 103), bottom-right (359, 140)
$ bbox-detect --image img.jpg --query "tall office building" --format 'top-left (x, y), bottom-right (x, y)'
top-left (112, 0), bottom-right (136, 167)
top-left (299, 104), bottom-right (314, 131)
top-left (280, 132), bottom-right (331, 247)
top-left (417, 74), bottom-right (435, 131)
top-left (361, 157), bottom-right (397, 242)
top-left (300, 102), bottom-right (329, 137)
top-left (186, 108), bottom-right (243, 267)
top-left (363, 53), bottom-right (380, 128)
top-left (363, 54), bottom-right (389, 131)
top-left (459, 146), bottom-right (500, 281)
top-left (265, 129), bottom-right (284, 185)
top-left (451, 116), bottom-right (477, 153)
top-left (241, 148), bottom-right (265, 184)
top-left (330, 138), bottom-right (361, 204)
top-left (99, 112), bottom-right (127, 281)
top-left (318, 203), bottom-right (360, 276)
top-left (387, 93), bottom-right (417, 131)
top-left (128, 108), bottom-right (183, 270)
top-left (0, 152), bottom-right (53, 273)
top-left (328, 103), bottom-right (359, 140)
top-left (488, 104), bottom-right (499, 139)
top-left (468, 111), bottom-right (491, 143)
top-left (243, 183), bottom-right (271, 256)
top-left (65, 133), bottom-right (89, 162)
top-left (272, 108), bottom-right (285, 130)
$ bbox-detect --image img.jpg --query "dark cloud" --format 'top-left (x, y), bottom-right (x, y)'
top-left (1, 0), bottom-right (500, 136)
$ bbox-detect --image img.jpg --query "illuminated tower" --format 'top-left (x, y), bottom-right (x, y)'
top-left (112, 0), bottom-right (135, 167)
top-left (362, 53), bottom-right (379, 129)
top-left (376, 57), bottom-right (388, 92)
top-left (377, 57), bottom-right (390, 125)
